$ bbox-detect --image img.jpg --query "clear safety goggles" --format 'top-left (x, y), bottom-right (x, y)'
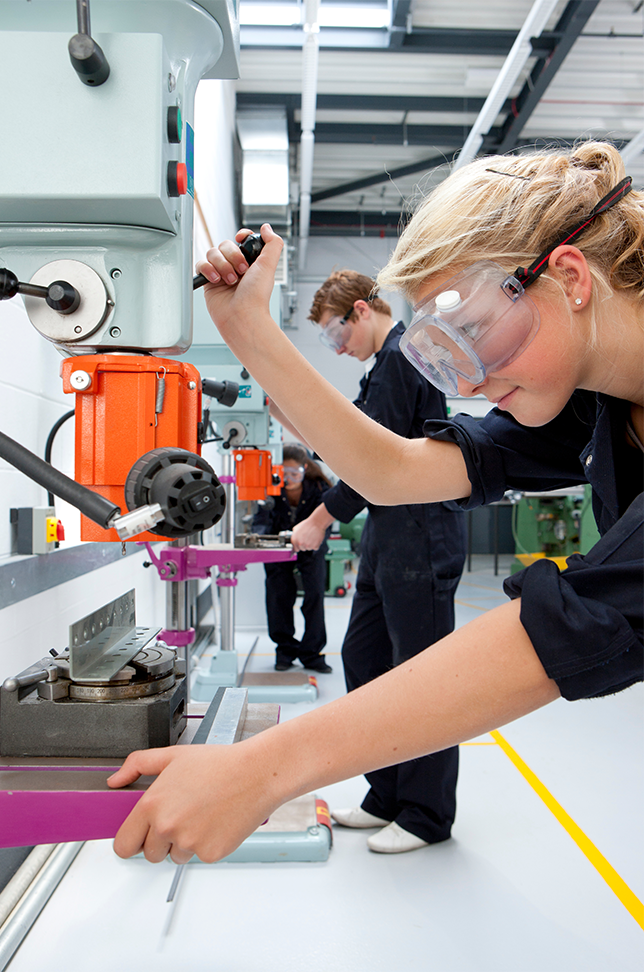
top-left (398, 176), bottom-right (633, 396)
top-left (318, 311), bottom-right (352, 352)
top-left (399, 261), bottom-right (539, 395)
top-left (283, 465), bottom-right (305, 482)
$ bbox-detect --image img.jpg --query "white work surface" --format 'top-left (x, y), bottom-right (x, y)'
top-left (9, 557), bottom-right (643, 972)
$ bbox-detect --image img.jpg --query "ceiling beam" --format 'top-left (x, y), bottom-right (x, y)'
top-left (240, 26), bottom-right (535, 56)
top-left (309, 137), bottom-right (582, 204)
top-left (306, 209), bottom-right (409, 237)
top-left (310, 153), bottom-right (455, 203)
top-left (236, 92), bottom-right (509, 114)
top-left (388, 0), bottom-right (413, 49)
top-left (310, 123), bottom-right (504, 147)
top-left (491, 0), bottom-right (602, 153)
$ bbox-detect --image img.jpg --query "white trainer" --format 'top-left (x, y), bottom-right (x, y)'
top-left (367, 821), bottom-right (430, 854)
top-left (330, 807), bottom-right (390, 828)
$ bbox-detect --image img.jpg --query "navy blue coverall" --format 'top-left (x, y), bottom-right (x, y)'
top-left (323, 322), bottom-right (467, 844)
top-left (425, 390), bottom-right (643, 700)
top-left (254, 478), bottom-right (331, 669)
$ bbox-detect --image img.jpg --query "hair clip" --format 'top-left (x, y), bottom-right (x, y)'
top-left (485, 168), bottom-right (531, 181)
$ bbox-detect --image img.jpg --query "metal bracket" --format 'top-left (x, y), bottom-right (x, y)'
top-left (68, 589), bottom-right (159, 683)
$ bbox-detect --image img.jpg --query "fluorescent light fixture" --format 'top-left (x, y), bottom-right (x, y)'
top-left (242, 156), bottom-right (290, 206)
top-left (239, 2), bottom-right (389, 29)
top-left (319, 6), bottom-right (389, 28)
top-left (240, 3), bottom-right (300, 26)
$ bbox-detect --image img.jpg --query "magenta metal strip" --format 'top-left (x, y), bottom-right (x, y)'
top-left (0, 789), bottom-right (144, 848)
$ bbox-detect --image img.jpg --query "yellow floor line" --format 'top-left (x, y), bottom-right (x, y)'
top-left (491, 729), bottom-right (644, 931)
top-left (454, 598), bottom-right (503, 613)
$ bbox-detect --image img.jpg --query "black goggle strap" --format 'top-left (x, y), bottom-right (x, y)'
top-left (513, 176), bottom-right (633, 289)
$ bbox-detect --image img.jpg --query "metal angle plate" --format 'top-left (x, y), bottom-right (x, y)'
top-left (69, 590), bottom-right (158, 683)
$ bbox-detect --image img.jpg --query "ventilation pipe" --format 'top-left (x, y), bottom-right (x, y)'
top-left (454, 0), bottom-right (560, 170)
top-left (298, 0), bottom-right (320, 270)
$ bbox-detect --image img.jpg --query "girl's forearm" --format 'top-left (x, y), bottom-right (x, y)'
top-left (222, 313), bottom-right (470, 505)
top-left (255, 599), bottom-right (560, 807)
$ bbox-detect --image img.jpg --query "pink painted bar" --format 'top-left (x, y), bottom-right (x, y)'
top-left (0, 768), bottom-right (152, 848)
top-left (142, 541), bottom-right (295, 582)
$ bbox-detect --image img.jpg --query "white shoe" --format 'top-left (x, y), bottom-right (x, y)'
top-left (330, 807), bottom-right (390, 828)
top-left (367, 821), bottom-right (429, 854)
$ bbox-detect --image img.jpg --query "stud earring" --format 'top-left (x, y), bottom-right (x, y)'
top-left (575, 298), bottom-right (582, 305)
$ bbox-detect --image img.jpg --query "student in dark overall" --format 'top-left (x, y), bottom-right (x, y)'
top-left (253, 443), bottom-right (333, 674)
top-left (111, 142), bottom-right (644, 869)
top-left (288, 271), bottom-right (467, 853)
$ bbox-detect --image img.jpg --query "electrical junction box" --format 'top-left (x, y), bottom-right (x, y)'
top-left (10, 507), bottom-right (63, 555)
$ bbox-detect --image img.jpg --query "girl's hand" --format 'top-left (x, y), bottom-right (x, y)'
top-left (108, 741), bottom-right (280, 865)
top-left (195, 223), bottom-right (284, 346)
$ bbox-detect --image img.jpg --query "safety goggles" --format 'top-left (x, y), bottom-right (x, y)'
top-left (318, 311), bottom-right (352, 352)
top-left (400, 261), bottom-right (539, 395)
top-left (283, 465), bottom-right (305, 482)
top-left (399, 176), bottom-right (633, 395)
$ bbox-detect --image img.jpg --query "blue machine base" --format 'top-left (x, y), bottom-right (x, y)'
top-left (192, 650), bottom-right (318, 703)
top-left (194, 825), bottom-right (332, 864)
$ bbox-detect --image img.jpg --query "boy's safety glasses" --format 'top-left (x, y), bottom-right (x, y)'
top-left (319, 311), bottom-right (352, 352)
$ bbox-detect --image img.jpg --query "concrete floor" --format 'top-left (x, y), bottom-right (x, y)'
top-left (8, 556), bottom-right (643, 972)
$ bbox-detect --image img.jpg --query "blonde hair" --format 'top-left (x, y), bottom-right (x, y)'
top-left (377, 142), bottom-right (644, 308)
top-left (308, 269), bottom-right (391, 323)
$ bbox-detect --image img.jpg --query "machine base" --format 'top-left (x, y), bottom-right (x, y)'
top-left (240, 672), bottom-right (319, 704)
top-left (192, 651), bottom-right (318, 703)
top-left (195, 795), bottom-right (332, 863)
top-left (191, 650), bottom-right (239, 698)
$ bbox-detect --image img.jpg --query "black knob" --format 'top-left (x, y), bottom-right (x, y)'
top-left (201, 378), bottom-right (239, 408)
top-left (239, 233), bottom-right (265, 264)
top-left (46, 280), bottom-right (81, 315)
top-left (0, 269), bottom-right (19, 301)
top-left (167, 106), bottom-right (182, 144)
top-left (125, 448), bottom-right (226, 538)
top-left (68, 33), bottom-right (110, 86)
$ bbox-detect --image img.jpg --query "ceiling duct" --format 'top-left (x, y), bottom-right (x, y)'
top-left (236, 106), bottom-right (290, 235)
top-left (298, 0), bottom-right (320, 270)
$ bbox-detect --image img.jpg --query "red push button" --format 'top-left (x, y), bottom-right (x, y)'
top-left (167, 161), bottom-right (187, 197)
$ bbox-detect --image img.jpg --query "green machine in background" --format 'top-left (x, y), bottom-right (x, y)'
top-left (324, 511), bottom-right (367, 598)
top-left (511, 486), bottom-right (600, 573)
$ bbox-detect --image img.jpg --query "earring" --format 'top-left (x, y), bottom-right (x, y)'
top-left (575, 298), bottom-right (583, 305)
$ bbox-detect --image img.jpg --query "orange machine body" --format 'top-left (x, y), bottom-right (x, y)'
top-left (234, 449), bottom-right (282, 501)
top-left (61, 354), bottom-right (202, 541)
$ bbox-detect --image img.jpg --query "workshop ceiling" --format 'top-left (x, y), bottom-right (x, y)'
top-left (235, 0), bottom-right (644, 236)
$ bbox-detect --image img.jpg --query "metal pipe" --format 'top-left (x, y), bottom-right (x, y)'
top-left (298, 0), bottom-right (320, 269)
top-left (219, 453), bottom-right (236, 651)
top-left (0, 843), bottom-right (83, 971)
top-left (219, 579), bottom-right (235, 652)
top-left (76, 0), bottom-right (90, 36)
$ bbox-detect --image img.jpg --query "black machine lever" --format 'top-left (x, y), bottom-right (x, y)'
top-left (202, 378), bottom-right (239, 408)
top-left (0, 268), bottom-right (81, 315)
top-left (68, 0), bottom-right (110, 87)
top-left (193, 232), bottom-right (265, 291)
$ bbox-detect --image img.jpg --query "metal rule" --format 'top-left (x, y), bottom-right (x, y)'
top-left (192, 687), bottom-right (248, 746)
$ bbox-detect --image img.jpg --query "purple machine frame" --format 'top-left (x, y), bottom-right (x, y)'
top-left (142, 541), bottom-right (296, 647)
